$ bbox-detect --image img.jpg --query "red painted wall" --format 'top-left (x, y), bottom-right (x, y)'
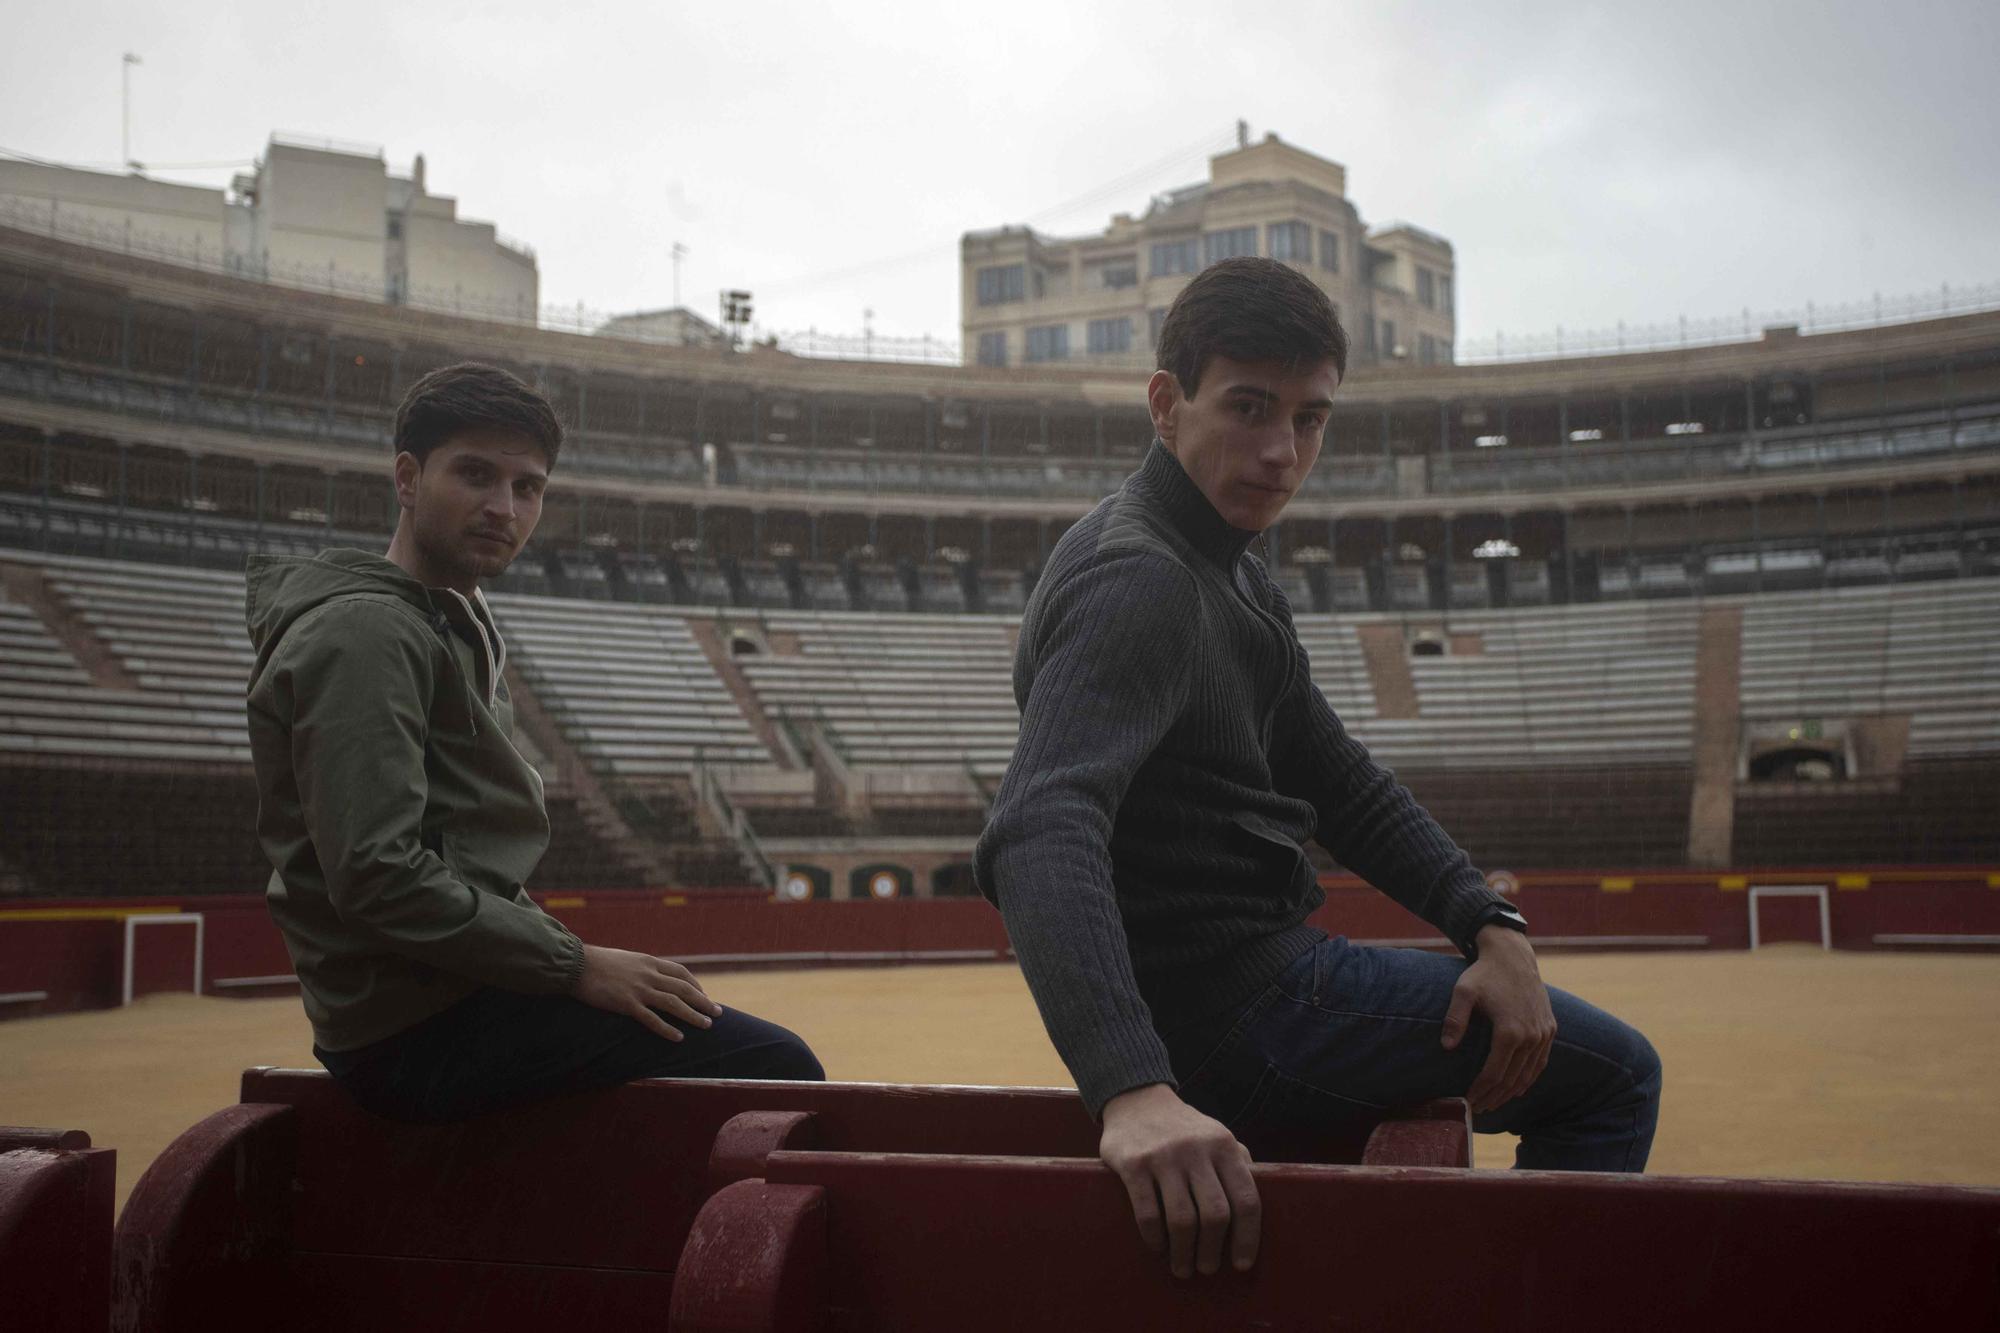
top-left (2, 867), bottom-right (1995, 1020)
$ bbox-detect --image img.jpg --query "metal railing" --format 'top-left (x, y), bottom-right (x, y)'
top-left (16, 192), bottom-right (1992, 373)
top-left (8, 358), bottom-right (1992, 510)
top-left (1457, 284), bottom-right (2000, 364)
top-left (690, 752), bottom-right (776, 890)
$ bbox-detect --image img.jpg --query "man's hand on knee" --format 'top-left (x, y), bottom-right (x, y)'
top-left (573, 945), bottom-right (723, 1042)
top-left (1442, 926), bottom-right (1557, 1114)
top-left (1099, 1083), bottom-right (1261, 1279)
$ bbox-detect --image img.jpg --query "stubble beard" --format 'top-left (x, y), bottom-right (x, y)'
top-left (415, 513), bottom-right (509, 589)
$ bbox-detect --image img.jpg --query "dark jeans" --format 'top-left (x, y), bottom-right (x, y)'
top-left (316, 986), bottom-right (824, 1123)
top-left (1161, 936), bottom-right (1661, 1171)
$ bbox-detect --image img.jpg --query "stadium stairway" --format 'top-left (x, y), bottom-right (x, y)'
top-left (500, 661), bottom-right (675, 888)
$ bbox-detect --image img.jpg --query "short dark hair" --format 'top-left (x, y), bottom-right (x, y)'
top-left (1155, 257), bottom-right (1348, 398)
top-left (393, 362), bottom-right (563, 467)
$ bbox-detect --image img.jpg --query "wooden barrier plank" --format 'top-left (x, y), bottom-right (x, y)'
top-left (0, 1125), bottom-right (93, 1151)
top-left (113, 1103), bottom-right (295, 1333)
top-left (0, 1137), bottom-right (116, 1333)
top-left (238, 1068), bottom-right (1099, 1271)
top-left (285, 1253), bottom-right (677, 1333)
top-left (734, 1152), bottom-right (2000, 1332)
top-left (1360, 1098), bottom-right (1472, 1168)
top-left (669, 1181), bottom-right (828, 1333)
top-left (709, 1111), bottom-right (818, 1192)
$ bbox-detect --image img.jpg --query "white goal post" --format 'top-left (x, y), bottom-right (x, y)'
top-left (122, 912), bottom-right (204, 1005)
top-left (1747, 885), bottom-right (1831, 951)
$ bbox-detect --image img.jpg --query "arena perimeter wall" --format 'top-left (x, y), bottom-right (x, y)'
top-left (2, 867), bottom-right (1996, 1019)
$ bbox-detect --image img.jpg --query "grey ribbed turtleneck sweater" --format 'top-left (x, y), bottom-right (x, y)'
top-left (974, 441), bottom-right (1507, 1116)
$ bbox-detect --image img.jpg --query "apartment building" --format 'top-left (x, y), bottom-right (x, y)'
top-left (960, 132), bottom-right (1455, 371)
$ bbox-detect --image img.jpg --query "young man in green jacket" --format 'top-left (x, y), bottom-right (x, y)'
top-left (246, 363), bottom-right (821, 1122)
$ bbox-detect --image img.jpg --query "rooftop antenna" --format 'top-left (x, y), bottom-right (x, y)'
top-left (122, 53), bottom-right (142, 171)
top-left (1236, 117), bottom-right (1249, 149)
top-left (672, 241), bottom-right (688, 309)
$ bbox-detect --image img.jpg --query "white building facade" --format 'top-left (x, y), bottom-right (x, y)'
top-left (0, 135), bottom-right (538, 322)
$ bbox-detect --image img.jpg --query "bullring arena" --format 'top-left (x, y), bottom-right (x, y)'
top-left (2, 212), bottom-right (1999, 1328)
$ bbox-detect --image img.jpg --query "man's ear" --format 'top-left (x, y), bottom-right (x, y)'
top-left (392, 452), bottom-right (423, 512)
top-left (1146, 370), bottom-right (1182, 446)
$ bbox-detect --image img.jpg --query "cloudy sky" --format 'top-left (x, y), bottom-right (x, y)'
top-left (4, 0), bottom-right (1995, 351)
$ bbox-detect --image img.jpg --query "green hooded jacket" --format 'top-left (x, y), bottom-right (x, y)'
top-left (245, 548), bottom-right (584, 1052)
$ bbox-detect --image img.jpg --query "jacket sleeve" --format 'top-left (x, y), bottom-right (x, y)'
top-left (276, 600), bottom-right (585, 993)
top-left (974, 552), bottom-right (1199, 1117)
top-left (1263, 577), bottom-right (1508, 956)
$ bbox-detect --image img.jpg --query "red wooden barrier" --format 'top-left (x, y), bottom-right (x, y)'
top-left (8, 868), bottom-right (1996, 1020)
top-left (110, 1070), bottom-right (1466, 1332)
top-left (675, 1152), bottom-right (2000, 1332)
top-left (0, 1128), bottom-right (116, 1333)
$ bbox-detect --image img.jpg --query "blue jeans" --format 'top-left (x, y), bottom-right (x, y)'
top-left (1160, 937), bottom-right (1661, 1171)
top-left (316, 986), bottom-right (824, 1123)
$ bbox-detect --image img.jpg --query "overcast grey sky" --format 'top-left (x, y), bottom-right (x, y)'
top-left (4, 0), bottom-right (1996, 347)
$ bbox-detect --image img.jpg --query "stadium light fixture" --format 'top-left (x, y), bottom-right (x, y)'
top-left (720, 289), bottom-right (754, 349)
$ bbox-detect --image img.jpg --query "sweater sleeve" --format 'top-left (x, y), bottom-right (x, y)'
top-left (974, 551), bottom-right (1199, 1117)
top-left (276, 601), bottom-right (585, 994)
top-left (1263, 579), bottom-right (1508, 956)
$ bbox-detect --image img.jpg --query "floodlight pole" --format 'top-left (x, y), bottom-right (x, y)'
top-left (122, 53), bottom-right (143, 171)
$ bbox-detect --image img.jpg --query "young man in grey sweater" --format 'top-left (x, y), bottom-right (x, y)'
top-left (974, 259), bottom-right (1660, 1280)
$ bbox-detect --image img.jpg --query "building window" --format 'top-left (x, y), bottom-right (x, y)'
top-left (1267, 221), bottom-right (1312, 262)
top-left (1097, 260), bottom-right (1138, 290)
top-left (1087, 318), bottom-right (1132, 355)
top-left (976, 264), bottom-right (1026, 306)
top-left (1150, 238), bottom-right (1198, 276)
top-left (386, 216), bottom-right (403, 241)
top-left (1381, 320), bottom-right (1398, 356)
top-left (1416, 267), bottom-right (1436, 310)
top-left (1438, 274), bottom-right (1453, 313)
top-left (1149, 307), bottom-right (1169, 348)
top-left (976, 332), bottom-right (1008, 367)
top-left (1440, 339), bottom-right (1453, 363)
top-left (1319, 229), bottom-right (1339, 272)
top-left (1025, 325), bottom-right (1070, 363)
top-left (1203, 226), bottom-right (1258, 265)
top-left (1418, 334), bottom-right (1436, 366)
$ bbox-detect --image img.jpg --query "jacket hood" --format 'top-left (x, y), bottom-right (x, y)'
top-left (246, 548), bottom-right (441, 680)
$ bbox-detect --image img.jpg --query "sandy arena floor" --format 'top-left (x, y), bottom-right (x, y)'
top-left (4, 946), bottom-right (1998, 1213)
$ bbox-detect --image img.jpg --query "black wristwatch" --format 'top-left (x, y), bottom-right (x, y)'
top-left (1464, 901), bottom-right (1529, 959)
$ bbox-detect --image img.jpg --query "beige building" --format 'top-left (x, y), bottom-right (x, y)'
top-left (0, 135), bottom-right (537, 322)
top-left (960, 132), bottom-right (1455, 371)
top-left (596, 306), bottom-right (726, 347)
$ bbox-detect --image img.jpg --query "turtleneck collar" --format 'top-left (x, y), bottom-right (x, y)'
top-left (1131, 439), bottom-right (1260, 570)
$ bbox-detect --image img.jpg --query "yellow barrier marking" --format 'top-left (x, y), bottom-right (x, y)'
top-left (543, 896), bottom-right (586, 908)
top-left (1987, 873), bottom-right (2000, 889)
top-left (662, 894), bottom-right (688, 907)
top-left (0, 906), bottom-right (182, 922)
top-left (1600, 878), bottom-right (1635, 893)
top-left (1718, 876), bottom-right (1748, 891)
top-left (1835, 874), bottom-right (1870, 891)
